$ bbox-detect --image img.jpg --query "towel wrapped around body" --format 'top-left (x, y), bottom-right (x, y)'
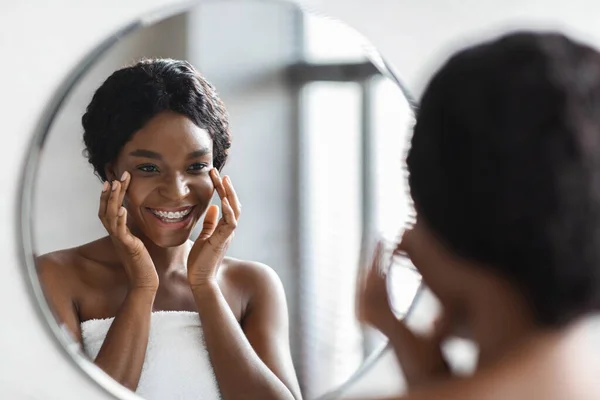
top-left (81, 311), bottom-right (221, 400)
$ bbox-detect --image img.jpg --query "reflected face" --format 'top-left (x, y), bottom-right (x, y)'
top-left (109, 111), bottom-right (215, 247)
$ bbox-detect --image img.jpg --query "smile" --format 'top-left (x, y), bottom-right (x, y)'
top-left (147, 206), bottom-right (195, 223)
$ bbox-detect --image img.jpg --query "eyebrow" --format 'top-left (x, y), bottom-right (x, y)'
top-left (187, 148), bottom-right (211, 159)
top-left (128, 147), bottom-right (211, 160)
top-left (129, 149), bottom-right (162, 160)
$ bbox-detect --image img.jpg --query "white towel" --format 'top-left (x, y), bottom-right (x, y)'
top-left (81, 311), bottom-right (221, 400)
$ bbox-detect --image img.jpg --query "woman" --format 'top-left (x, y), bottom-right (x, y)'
top-left (37, 59), bottom-right (302, 400)
top-left (359, 32), bottom-right (600, 399)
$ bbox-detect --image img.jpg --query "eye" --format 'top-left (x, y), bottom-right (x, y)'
top-left (137, 164), bottom-right (159, 173)
top-left (188, 163), bottom-right (208, 173)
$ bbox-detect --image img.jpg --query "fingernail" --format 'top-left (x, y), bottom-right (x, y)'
top-left (102, 181), bottom-right (109, 192)
top-left (112, 180), bottom-right (118, 191)
top-left (120, 171), bottom-right (128, 181)
top-left (118, 207), bottom-right (125, 217)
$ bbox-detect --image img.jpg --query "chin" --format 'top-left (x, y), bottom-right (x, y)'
top-left (145, 228), bottom-right (193, 248)
top-left (139, 213), bottom-right (200, 248)
top-left (156, 228), bottom-right (195, 246)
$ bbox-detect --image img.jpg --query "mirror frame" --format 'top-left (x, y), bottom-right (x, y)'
top-left (16, 1), bottom-right (419, 398)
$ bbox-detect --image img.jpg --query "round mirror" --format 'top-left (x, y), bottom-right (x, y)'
top-left (20, 1), bottom-right (419, 399)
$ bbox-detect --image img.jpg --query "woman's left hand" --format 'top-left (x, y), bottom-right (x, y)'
top-left (187, 169), bottom-right (241, 290)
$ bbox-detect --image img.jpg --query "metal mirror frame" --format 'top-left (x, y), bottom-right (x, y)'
top-left (15, 0), bottom-right (420, 398)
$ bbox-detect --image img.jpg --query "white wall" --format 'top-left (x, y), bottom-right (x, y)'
top-left (305, 0), bottom-right (600, 98)
top-left (4, 0), bottom-right (600, 399)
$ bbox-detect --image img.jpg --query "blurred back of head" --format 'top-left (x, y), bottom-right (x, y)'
top-left (408, 32), bottom-right (600, 327)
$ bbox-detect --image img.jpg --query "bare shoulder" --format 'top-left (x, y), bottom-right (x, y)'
top-left (221, 257), bottom-right (284, 293)
top-left (219, 257), bottom-right (286, 309)
top-left (220, 257), bottom-right (290, 330)
top-left (35, 248), bottom-right (87, 327)
top-left (405, 325), bottom-right (600, 400)
top-left (37, 237), bottom-right (119, 294)
top-left (37, 248), bottom-right (83, 289)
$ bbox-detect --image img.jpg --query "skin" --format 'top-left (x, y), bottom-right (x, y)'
top-left (357, 219), bottom-right (600, 399)
top-left (37, 110), bottom-right (302, 400)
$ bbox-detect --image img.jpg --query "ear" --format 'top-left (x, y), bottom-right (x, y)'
top-left (104, 163), bottom-right (117, 181)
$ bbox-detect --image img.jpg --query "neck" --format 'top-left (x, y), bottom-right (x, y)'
top-left (128, 226), bottom-right (192, 278)
top-left (466, 277), bottom-right (540, 368)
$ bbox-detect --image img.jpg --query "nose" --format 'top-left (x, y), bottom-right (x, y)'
top-left (158, 172), bottom-right (190, 202)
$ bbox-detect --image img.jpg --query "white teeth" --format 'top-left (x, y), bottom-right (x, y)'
top-left (150, 207), bottom-right (192, 222)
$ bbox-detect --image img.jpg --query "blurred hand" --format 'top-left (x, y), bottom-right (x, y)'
top-left (358, 233), bottom-right (452, 390)
top-left (356, 242), bottom-right (398, 335)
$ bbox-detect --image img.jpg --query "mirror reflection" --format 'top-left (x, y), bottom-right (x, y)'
top-left (31, 1), bottom-right (418, 399)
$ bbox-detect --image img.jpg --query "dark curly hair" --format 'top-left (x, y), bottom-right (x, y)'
top-left (82, 58), bottom-right (231, 181)
top-left (408, 32), bottom-right (600, 327)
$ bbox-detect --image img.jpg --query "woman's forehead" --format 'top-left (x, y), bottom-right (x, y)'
top-left (126, 112), bottom-right (213, 150)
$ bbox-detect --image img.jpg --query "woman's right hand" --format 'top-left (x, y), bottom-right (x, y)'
top-left (358, 235), bottom-right (451, 390)
top-left (99, 171), bottom-right (158, 291)
top-left (356, 242), bottom-right (398, 335)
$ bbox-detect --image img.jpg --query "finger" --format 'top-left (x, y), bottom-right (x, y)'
top-left (210, 169), bottom-right (228, 199)
top-left (106, 180), bottom-right (122, 232)
top-left (370, 241), bottom-right (389, 277)
top-left (198, 205), bottom-right (219, 241)
top-left (358, 242), bottom-right (384, 292)
top-left (367, 265), bottom-right (388, 297)
top-left (220, 196), bottom-right (237, 227)
top-left (222, 176), bottom-right (241, 220)
top-left (207, 198), bottom-right (237, 248)
top-left (98, 181), bottom-right (110, 223)
top-left (117, 171), bottom-right (130, 207)
top-left (207, 228), bottom-right (234, 254)
top-left (357, 242), bottom-right (385, 309)
top-left (356, 257), bottom-right (370, 319)
top-left (115, 206), bottom-right (131, 244)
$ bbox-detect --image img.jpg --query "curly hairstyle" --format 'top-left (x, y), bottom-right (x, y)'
top-left (407, 32), bottom-right (600, 327)
top-left (82, 58), bottom-right (231, 181)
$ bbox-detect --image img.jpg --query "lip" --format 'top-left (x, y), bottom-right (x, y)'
top-left (144, 206), bottom-right (196, 230)
top-left (146, 205), bottom-right (196, 212)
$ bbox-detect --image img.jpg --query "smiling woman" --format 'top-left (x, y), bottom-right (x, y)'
top-left (36, 59), bottom-right (302, 400)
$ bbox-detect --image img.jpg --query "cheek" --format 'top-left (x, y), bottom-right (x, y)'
top-left (419, 270), bottom-right (447, 298)
top-left (420, 262), bottom-right (473, 319)
top-left (123, 179), bottom-right (154, 210)
top-left (190, 176), bottom-right (214, 202)
top-left (417, 258), bottom-right (459, 303)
